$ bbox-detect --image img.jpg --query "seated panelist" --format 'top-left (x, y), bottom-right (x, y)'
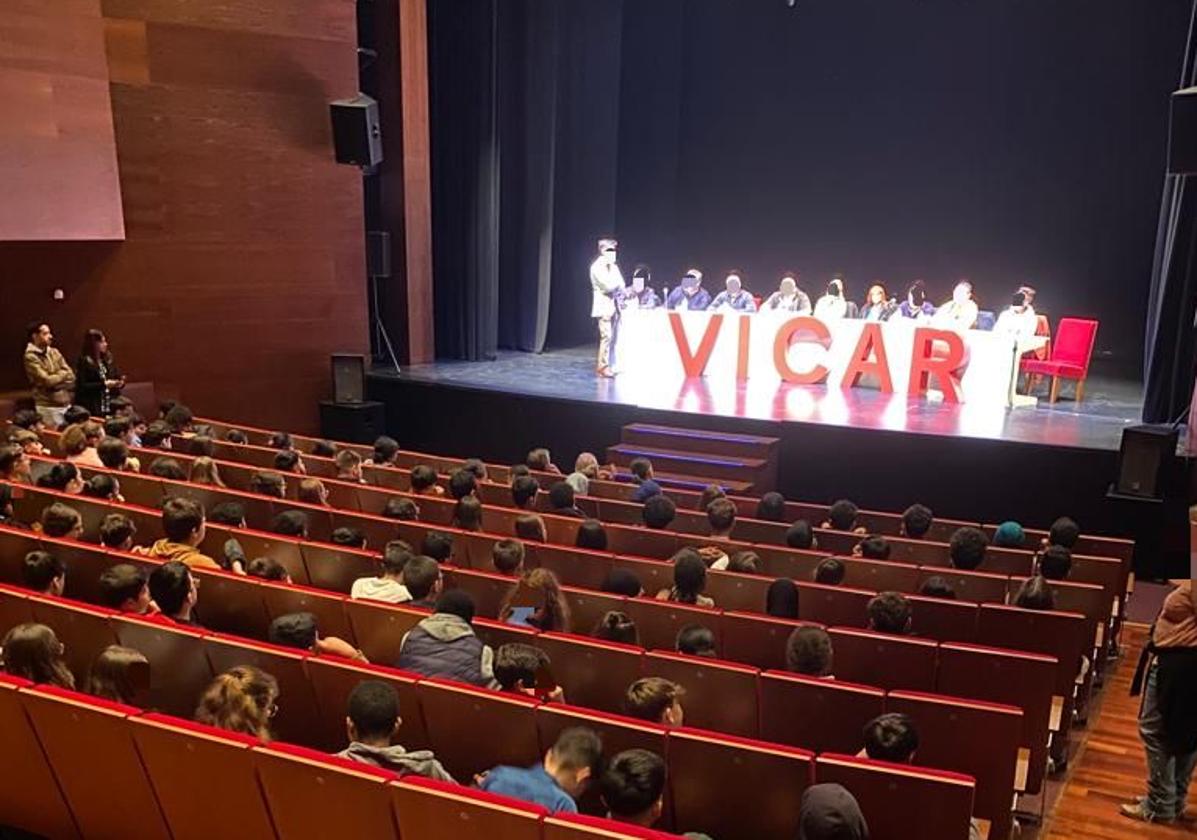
top-left (813, 278), bottom-right (857, 321)
top-left (622, 266), bottom-right (660, 310)
top-left (761, 273), bottom-right (812, 314)
top-left (932, 280), bottom-right (979, 329)
top-left (993, 286), bottom-right (1038, 337)
top-left (707, 272), bottom-right (757, 313)
top-left (896, 280), bottom-right (936, 320)
top-left (665, 269), bottom-right (712, 311)
top-left (859, 283), bottom-right (898, 321)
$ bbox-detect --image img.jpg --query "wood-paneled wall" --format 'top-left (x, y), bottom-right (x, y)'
top-left (0, 0), bottom-right (124, 240)
top-left (0, 0), bottom-right (368, 432)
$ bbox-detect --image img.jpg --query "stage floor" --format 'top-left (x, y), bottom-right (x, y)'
top-left (381, 346), bottom-right (1146, 452)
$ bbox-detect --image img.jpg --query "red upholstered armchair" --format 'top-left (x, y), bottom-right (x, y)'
top-left (1020, 318), bottom-right (1098, 403)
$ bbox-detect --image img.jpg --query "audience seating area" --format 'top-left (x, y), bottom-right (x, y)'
top-left (0, 412), bottom-right (1136, 840)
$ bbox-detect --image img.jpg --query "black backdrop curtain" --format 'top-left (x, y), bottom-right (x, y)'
top-left (429, 0), bottom-right (623, 360)
top-left (1143, 0), bottom-right (1197, 423)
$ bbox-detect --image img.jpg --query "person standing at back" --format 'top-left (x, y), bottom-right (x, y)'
top-left (590, 238), bottom-right (625, 378)
top-left (75, 329), bottom-right (125, 417)
top-left (23, 322), bottom-right (75, 428)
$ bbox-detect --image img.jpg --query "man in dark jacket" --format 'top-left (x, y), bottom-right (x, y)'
top-left (396, 589), bottom-right (497, 688)
top-left (336, 680), bottom-right (455, 781)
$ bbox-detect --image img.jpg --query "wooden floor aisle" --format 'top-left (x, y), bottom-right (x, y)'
top-left (1043, 623), bottom-right (1195, 838)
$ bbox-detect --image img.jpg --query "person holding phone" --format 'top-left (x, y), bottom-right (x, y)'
top-left (500, 569), bottom-right (572, 633)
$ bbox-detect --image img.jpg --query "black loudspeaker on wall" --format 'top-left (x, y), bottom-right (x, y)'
top-left (331, 354), bottom-right (366, 404)
top-left (1114, 424), bottom-right (1177, 499)
top-left (367, 231), bottom-right (391, 278)
top-left (1169, 87), bottom-right (1197, 175)
top-left (330, 94), bottom-right (383, 167)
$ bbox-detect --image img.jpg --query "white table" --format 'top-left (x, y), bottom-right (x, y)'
top-left (616, 310), bottom-right (1033, 407)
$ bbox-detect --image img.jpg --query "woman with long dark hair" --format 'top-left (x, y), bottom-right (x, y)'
top-left (76, 329), bottom-right (125, 416)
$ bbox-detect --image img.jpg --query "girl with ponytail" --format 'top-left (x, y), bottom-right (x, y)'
top-left (195, 666), bottom-right (279, 740)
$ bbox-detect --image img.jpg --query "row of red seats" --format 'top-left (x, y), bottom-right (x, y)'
top-left (0, 523), bottom-right (1030, 836)
top-left (0, 672), bottom-right (690, 840)
top-left (186, 414), bottom-right (1134, 564)
top-left (0, 578), bottom-right (987, 840)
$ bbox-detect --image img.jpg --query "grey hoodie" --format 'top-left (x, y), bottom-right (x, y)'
top-left (337, 741), bottom-right (456, 783)
top-left (397, 612), bottom-right (498, 689)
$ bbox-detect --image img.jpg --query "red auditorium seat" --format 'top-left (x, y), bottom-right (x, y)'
top-left (906, 594), bottom-right (979, 642)
top-left (29, 593), bottom-right (122, 685)
top-left (254, 741), bottom-right (398, 838)
top-left (258, 577), bottom-right (356, 644)
top-left (827, 627), bottom-right (939, 692)
top-left (20, 685), bottom-right (171, 840)
top-left (445, 567), bottom-right (519, 621)
top-left (474, 615), bottom-right (542, 650)
top-left (643, 650), bottom-right (760, 737)
top-left (702, 568), bottom-right (774, 613)
top-left (837, 558), bottom-right (922, 593)
top-left (610, 555), bottom-right (675, 599)
top-left (752, 545), bottom-right (824, 579)
top-left (0, 675), bottom-right (80, 839)
top-left (916, 568), bottom-right (1012, 604)
top-left (758, 671), bottom-right (884, 755)
top-left (544, 812), bottom-right (684, 839)
top-left (191, 566), bottom-right (276, 640)
top-left (305, 656), bottom-right (430, 753)
top-left (606, 526), bottom-right (679, 561)
top-left (418, 677), bottom-right (542, 781)
top-left (796, 581), bottom-right (874, 628)
top-left (130, 713), bottom-right (276, 840)
top-left (536, 632), bottom-right (644, 714)
top-left (936, 642), bottom-right (1057, 794)
top-left (110, 613), bottom-right (215, 717)
top-left (621, 597), bottom-right (721, 652)
top-left (344, 599), bottom-right (426, 664)
top-left (534, 544), bottom-right (620, 591)
top-left (815, 753), bottom-right (975, 840)
top-left (202, 525), bottom-right (310, 585)
top-left (667, 727), bottom-right (814, 840)
top-left (719, 610), bottom-right (814, 670)
top-left (203, 633), bottom-right (323, 747)
top-left (0, 581), bottom-right (35, 637)
top-left (301, 541), bottom-right (379, 593)
top-left (392, 775), bottom-right (547, 839)
top-left (885, 690), bottom-right (1024, 840)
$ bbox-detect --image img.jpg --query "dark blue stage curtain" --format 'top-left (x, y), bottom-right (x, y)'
top-left (1144, 0), bottom-right (1197, 424)
top-left (428, 0), bottom-right (623, 359)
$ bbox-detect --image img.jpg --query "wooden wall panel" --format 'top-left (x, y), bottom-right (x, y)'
top-left (0, 0), bottom-right (124, 240)
top-left (0, 0), bottom-right (367, 432)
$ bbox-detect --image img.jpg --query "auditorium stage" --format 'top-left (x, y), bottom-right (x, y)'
top-left (375, 346), bottom-right (1144, 453)
top-left (367, 347), bottom-right (1182, 576)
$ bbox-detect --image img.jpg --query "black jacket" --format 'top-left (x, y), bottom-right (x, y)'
top-left (75, 355), bottom-right (121, 416)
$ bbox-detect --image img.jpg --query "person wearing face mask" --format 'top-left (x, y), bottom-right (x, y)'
top-left (897, 280), bottom-right (936, 320)
top-left (814, 277), bottom-right (857, 321)
top-left (707, 271), bottom-right (757, 312)
top-left (994, 285), bottom-right (1039, 337)
top-left (762, 273), bottom-right (813, 313)
top-left (665, 269), bottom-right (711, 311)
top-left (621, 265), bottom-right (660, 310)
top-left (933, 280), bottom-right (979, 329)
top-left (859, 283), bottom-right (898, 321)
top-left (590, 238), bottom-right (626, 378)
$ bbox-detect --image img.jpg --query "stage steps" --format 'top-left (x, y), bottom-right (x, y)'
top-left (606, 424), bottom-right (779, 493)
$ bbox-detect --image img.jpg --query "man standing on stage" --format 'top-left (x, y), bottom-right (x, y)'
top-left (590, 238), bottom-right (625, 378)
